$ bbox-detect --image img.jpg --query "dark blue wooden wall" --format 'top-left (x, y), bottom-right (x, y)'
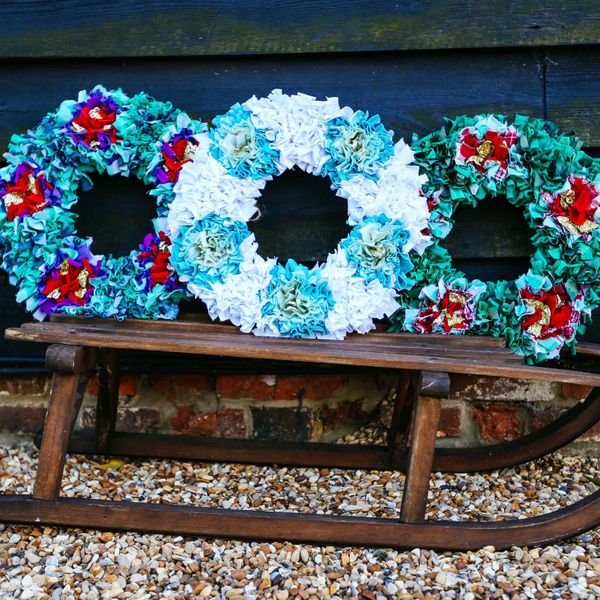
top-left (1, 1), bottom-right (599, 364)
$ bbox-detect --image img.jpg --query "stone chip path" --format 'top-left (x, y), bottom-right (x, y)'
top-left (0, 426), bottom-right (598, 598)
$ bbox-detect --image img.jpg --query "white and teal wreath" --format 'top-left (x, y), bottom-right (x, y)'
top-left (167, 90), bottom-right (430, 339)
top-left (388, 114), bottom-right (600, 362)
top-left (0, 85), bottom-right (206, 320)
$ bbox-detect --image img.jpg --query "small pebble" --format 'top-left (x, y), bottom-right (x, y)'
top-left (0, 409), bottom-right (598, 598)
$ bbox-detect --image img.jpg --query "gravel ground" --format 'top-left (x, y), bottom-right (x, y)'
top-left (0, 420), bottom-right (599, 599)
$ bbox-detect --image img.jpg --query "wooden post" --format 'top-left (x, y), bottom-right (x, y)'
top-left (400, 383), bottom-right (442, 524)
top-left (387, 371), bottom-right (411, 449)
top-left (95, 349), bottom-right (121, 452)
top-left (388, 371), bottom-right (421, 466)
top-left (33, 345), bottom-right (95, 501)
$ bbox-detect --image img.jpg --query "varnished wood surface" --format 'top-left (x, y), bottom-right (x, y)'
top-left (0, 491), bottom-right (598, 551)
top-left (6, 321), bottom-right (600, 386)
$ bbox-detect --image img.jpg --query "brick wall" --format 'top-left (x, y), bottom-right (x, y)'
top-left (0, 372), bottom-right (598, 451)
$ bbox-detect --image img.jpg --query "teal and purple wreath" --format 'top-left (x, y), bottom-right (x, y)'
top-left (0, 85), bottom-right (206, 320)
top-left (388, 114), bottom-right (600, 363)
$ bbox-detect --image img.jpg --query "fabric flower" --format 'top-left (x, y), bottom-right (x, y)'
top-left (170, 214), bottom-right (253, 290)
top-left (152, 128), bottom-right (199, 185)
top-left (38, 245), bottom-right (102, 316)
top-left (167, 134), bottom-right (264, 236)
top-left (321, 249), bottom-right (399, 338)
top-left (0, 163), bottom-right (62, 221)
top-left (65, 89), bottom-right (121, 150)
top-left (515, 273), bottom-right (587, 361)
top-left (455, 115), bottom-right (524, 182)
top-left (336, 142), bottom-right (431, 253)
top-left (135, 231), bottom-right (181, 292)
top-left (404, 278), bottom-right (486, 334)
top-left (322, 110), bottom-right (394, 184)
top-left (261, 260), bottom-right (335, 338)
top-left (539, 175), bottom-right (599, 239)
top-left (340, 215), bottom-right (412, 289)
top-left (244, 90), bottom-right (342, 173)
top-left (210, 104), bottom-right (280, 179)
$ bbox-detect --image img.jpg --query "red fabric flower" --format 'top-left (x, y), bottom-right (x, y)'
top-left (1, 166), bottom-right (55, 221)
top-left (162, 138), bottom-right (196, 183)
top-left (43, 258), bottom-right (97, 306)
top-left (458, 129), bottom-right (517, 175)
top-left (138, 232), bottom-right (176, 287)
top-left (70, 100), bottom-right (118, 149)
top-left (520, 284), bottom-right (577, 340)
top-left (414, 289), bottom-right (472, 333)
top-left (542, 176), bottom-right (599, 236)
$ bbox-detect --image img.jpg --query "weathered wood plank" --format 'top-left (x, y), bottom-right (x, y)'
top-left (6, 322), bottom-right (600, 385)
top-left (0, 1), bottom-right (598, 58)
top-left (546, 47), bottom-right (600, 147)
top-left (0, 50), bottom-right (545, 149)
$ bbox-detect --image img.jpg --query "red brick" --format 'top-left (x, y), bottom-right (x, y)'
top-left (0, 375), bottom-right (48, 396)
top-left (473, 403), bottom-right (525, 441)
top-left (118, 375), bottom-right (138, 398)
top-left (147, 375), bottom-right (176, 399)
top-left (450, 374), bottom-right (554, 402)
top-left (321, 400), bottom-right (364, 430)
top-left (251, 406), bottom-right (312, 441)
top-left (86, 375), bottom-right (99, 397)
top-left (116, 407), bottom-right (161, 432)
top-left (218, 407), bottom-right (247, 438)
top-left (175, 375), bottom-right (214, 401)
top-left (0, 405), bottom-right (46, 433)
top-left (170, 405), bottom-right (218, 436)
top-left (561, 383), bottom-right (593, 402)
top-left (529, 406), bottom-right (567, 431)
top-left (438, 406), bottom-right (462, 437)
top-left (274, 375), bottom-right (344, 401)
top-left (217, 375), bottom-right (275, 400)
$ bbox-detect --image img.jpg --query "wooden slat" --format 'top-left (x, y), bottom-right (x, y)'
top-left (6, 323), bottom-right (600, 386)
top-left (546, 47), bottom-right (600, 147)
top-left (0, 1), bottom-right (598, 58)
top-left (576, 342), bottom-right (600, 358)
top-left (0, 492), bottom-right (598, 551)
top-left (48, 316), bottom-right (508, 348)
top-left (17, 321), bottom-right (521, 364)
top-left (33, 328), bottom-right (519, 364)
top-left (0, 50), bottom-right (545, 153)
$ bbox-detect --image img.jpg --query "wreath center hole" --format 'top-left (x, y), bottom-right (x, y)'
top-left (440, 198), bottom-right (536, 281)
top-left (76, 175), bottom-right (156, 257)
top-left (248, 169), bottom-right (351, 265)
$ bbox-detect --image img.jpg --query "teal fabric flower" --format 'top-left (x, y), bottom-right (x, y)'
top-left (262, 260), bottom-right (335, 338)
top-left (210, 104), bottom-right (280, 179)
top-left (170, 213), bottom-right (251, 289)
top-left (322, 111), bottom-right (394, 185)
top-left (341, 215), bottom-right (412, 289)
